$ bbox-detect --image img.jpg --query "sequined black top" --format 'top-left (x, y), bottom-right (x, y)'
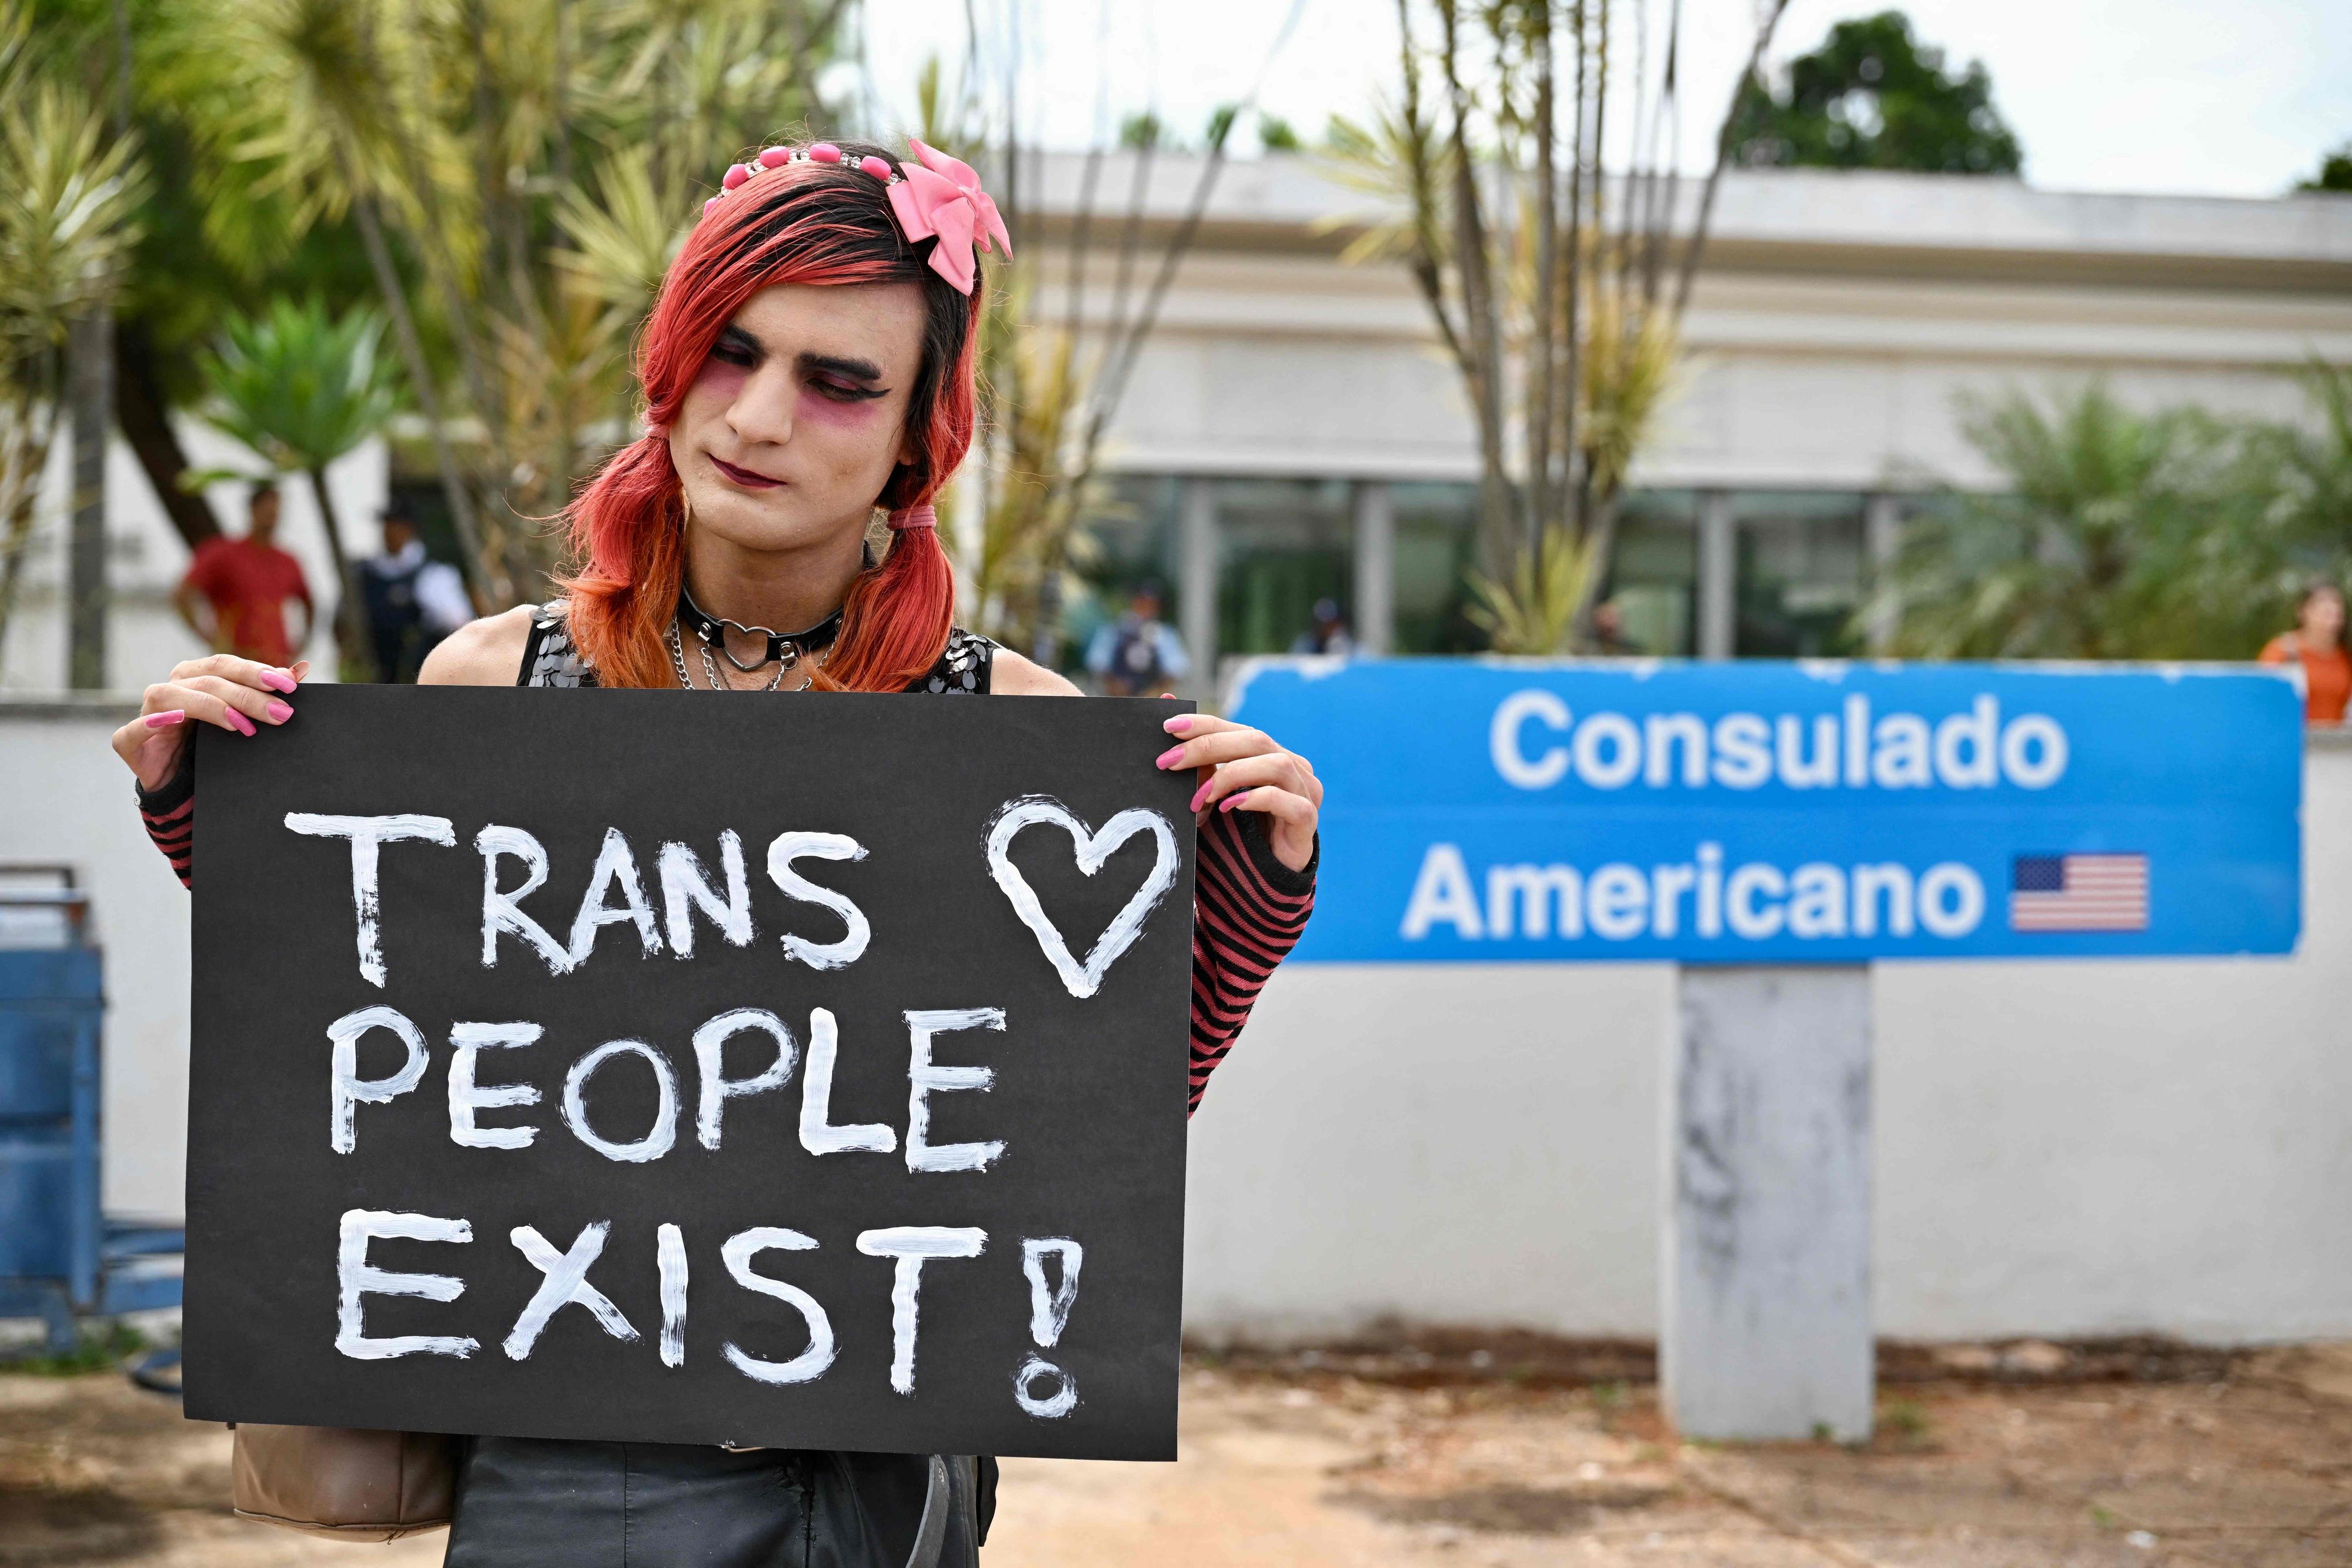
top-left (518, 601), bottom-right (996, 694)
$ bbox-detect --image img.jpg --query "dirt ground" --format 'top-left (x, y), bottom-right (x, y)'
top-left (3, 1340), bottom-right (2347, 1567)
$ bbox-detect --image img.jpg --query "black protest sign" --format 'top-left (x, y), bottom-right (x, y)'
top-left (182, 684), bottom-right (1197, 1461)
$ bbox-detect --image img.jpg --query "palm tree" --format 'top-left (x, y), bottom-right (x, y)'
top-left (2268, 362), bottom-right (2352, 560)
top-left (1866, 383), bottom-right (2292, 661)
top-left (198, 297), bottom-right (399, 671)
top-left (1323, 0), bottom-right (1791, 650)
top-left (0, 5), bottom-right (145, 671)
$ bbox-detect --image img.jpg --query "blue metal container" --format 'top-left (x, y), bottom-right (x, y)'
top-left (0, 868), bottom-right (183, 1353)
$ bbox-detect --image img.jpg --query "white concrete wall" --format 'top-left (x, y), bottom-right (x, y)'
top-left (6, 707), bottom-right (2350, 1343)
top-left (1185, 738), bottom-right (2352, 1346)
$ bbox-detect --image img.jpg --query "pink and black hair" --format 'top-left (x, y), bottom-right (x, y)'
top-left (561, 139), bottom-right (980, 691)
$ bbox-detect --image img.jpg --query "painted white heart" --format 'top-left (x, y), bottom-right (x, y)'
top-left (985, 795), bottom-right (1180, 999)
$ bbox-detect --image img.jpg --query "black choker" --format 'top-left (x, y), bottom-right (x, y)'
top-left (677, 590), bottom-right (843, 673)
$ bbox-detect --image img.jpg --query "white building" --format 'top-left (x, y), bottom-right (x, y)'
top-left (1026, 157), bottom-right (2352, 671)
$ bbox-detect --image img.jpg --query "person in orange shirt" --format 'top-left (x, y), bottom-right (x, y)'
top-left (2259, 582), bottom-right (2350, 724)
top-left (175, 483), bottom-right (313, 666)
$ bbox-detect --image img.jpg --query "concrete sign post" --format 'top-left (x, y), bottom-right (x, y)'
top-left (1667, 966), bottom-right (1871, 1440)
top-left (1232, 658), bottom-right (2301, 1443)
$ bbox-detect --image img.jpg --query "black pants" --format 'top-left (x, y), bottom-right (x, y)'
top-left (444, 1438), bottom-right (991, 1567)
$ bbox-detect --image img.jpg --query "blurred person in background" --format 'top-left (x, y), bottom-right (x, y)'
top-left (1590, 599), bottom-right (1641, 656)
top-left (1289, 596), bottom-right (1352, 655)
top-left (1087, 579), bottom-right (1192, 694)
top-left (360, 501), bottom-right (475, 681)
top-left (173, 482), bottom-right (312, 666)
top-left (2260, 582), bottom-right (2350, 724)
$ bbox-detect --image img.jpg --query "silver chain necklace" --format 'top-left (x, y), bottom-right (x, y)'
top-left (667, 619), bottom-right (823, 691)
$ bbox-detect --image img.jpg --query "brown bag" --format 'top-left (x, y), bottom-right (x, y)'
top-left (229, 1423), bottom-right (459, 1542)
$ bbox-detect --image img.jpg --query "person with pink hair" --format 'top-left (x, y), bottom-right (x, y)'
top-left (113, 138), bottom-right (1322, 1564)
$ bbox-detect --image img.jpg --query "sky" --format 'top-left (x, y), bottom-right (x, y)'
top-left (852, 0), bottom-right (2352, 200)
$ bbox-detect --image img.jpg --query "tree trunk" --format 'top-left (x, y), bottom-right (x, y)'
top-left (1670, 0), bottom-right (1790, 324)
top-left (1570, 488), bottom-right (1622, 646)
top-left (1561, 2), bottom-right (1592, 549)
top-left (1435, 1), bottom-right (1514, 573)
top-left (306, 466), bottom-right (366, 673)
top-left (374, 0), bottom-right (521, 593)
top-left (0, 398), bottom-right (63, 677)
top-left (114, 322), bottom-right (222, 550)
top-left (1529, 12), bottom-right (1558, 557)
top-left (346, 182), bottom-right (496, 600)
top-left (68, 310), bottom-right (113, 689)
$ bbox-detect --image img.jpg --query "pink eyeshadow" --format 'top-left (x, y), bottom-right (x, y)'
top-left (692, 356), bottom-right (751, 397)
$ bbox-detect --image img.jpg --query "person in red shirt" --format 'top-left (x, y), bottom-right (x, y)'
top-left (2259, 581), bottom-right (2351, 725)
top-left (175, 483), bottom-right (313, 666)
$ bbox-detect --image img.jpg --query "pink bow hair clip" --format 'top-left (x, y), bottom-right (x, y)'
top-left (699, 138), bottom-right (1011, 296)
top-left (886, 138), bottom-right (1013, 296)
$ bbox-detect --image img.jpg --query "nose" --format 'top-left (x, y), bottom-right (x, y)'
top-left (726, 360), bottom-right (797, 449)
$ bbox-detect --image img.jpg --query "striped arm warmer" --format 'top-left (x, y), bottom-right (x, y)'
top-left (1187, 806), bottom-right (1317, 1114)
top-left (136, 751), bottom-right (197, 890)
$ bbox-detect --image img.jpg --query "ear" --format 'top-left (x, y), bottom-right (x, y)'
top-left (895, 424), bottom-right (920, 469)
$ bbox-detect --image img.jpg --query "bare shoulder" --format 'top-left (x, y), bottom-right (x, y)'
top-left (420, 606), bottom-right (538, 687)
top-left (989, 647), bottom-right (1083, 697)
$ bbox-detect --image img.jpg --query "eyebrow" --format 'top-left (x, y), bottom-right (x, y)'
top-left (799, 351), bottom-right (886, 385)
top-left (714, 326), bottom-right (890, 389)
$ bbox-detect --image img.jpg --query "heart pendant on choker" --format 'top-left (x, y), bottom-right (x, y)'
top-left (677, 589), bottom-right (843, 673)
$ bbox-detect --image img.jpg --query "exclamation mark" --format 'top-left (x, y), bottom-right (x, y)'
top-left (658, 1223), bottom-right (687, 1368)
top-left (1014, 1238), bottom-right (1083, 1418)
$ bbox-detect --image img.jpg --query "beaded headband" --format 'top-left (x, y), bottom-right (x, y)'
top-left (700, 138), bottom-right (1012, 297)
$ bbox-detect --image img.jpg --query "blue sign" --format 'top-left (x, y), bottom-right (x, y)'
top-left (1230, 659), bottom-right (2302, 963)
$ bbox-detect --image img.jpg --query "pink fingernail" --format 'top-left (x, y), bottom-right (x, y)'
top-left (265, 700), bottom-right (293, 723)
top-left (1190, 783), bottom-right (1212, 813)
top-left (1155, 746), bottom-right (1185, 769)
top-left (145, 710), bottom-right (185, 729)
top-left (1162, 715), bottom-right (1192, 734)
top-left (258, 670), bottom-right (298, 694)
top-left (1221, 791), bottom-right (1249, 811)
top-left (226, 710), bottom-right (256, 737)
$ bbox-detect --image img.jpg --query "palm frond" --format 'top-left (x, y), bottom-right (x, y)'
top-left (198, 296), bottom-right (400, 473)
top-left (1466, 526), bottom-right (1602, 654)
top-left (1868, 381), bottom-right (2304, 661)
top-left (556, 147), bottom-right (682, 317)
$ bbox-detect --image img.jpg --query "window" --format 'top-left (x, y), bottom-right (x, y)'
top-left (1609, 491), bottom-right (1699, 655)
top-left (1065, 476), bottom-right (1182, 672)
top-left (1213, 478), bottom-right (1354, 655)
top-left (1735, 492), bottom-right (1866, 657)
top-left (1391, 482), bottom-right (1480, 654)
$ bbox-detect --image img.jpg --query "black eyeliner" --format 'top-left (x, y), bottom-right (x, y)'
top-left (711, 326), bottom-right (763, 365)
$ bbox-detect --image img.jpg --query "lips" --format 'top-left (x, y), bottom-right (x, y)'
top-left (710, 454), bottom-right (786, 490)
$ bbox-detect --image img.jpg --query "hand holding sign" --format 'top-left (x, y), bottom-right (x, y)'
top-left (1154, 712), bottom-right (1321, 872)
top-left (111, 653), bottom-right (309, 789)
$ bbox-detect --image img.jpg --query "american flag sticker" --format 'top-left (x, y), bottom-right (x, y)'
top-left (2009, 854), bottom-right (2150, 932)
